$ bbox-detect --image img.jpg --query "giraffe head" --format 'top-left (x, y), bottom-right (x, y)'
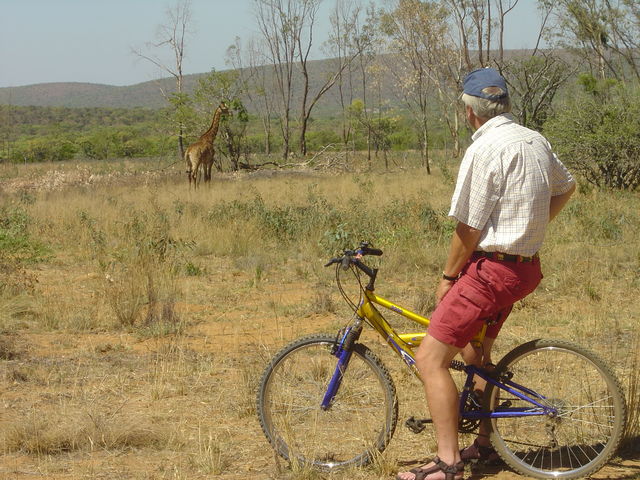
top-left (219, 102), bottom-right (230, 116)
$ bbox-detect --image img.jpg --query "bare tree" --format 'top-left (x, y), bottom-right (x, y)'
top-left (228, 37), bottom-right (277, 156)
top-left (502, 53), bottom-right (575, 130)
top-left (545, 0), bottom-right (613, 79)
top-left (327, 1), bottom-right (379, 160)
top-left (132, 0), bottom-right (192, 158)
top-left (327, 0), bottom-right (357, 152)
top-left (255, 0), bottom-right (367, 158)
top-left (253, 0), bottom-right (302, 160)
top-left (545, 0), bottom-right (640, 81)
top-left (607, 0), bottom-right (640, 81)
top-left (297, 1), bottom-right (369, 155)
top-left (381, 0), bottom-right (452, 172)
top-left (495, 0), bottom-right (520, 61)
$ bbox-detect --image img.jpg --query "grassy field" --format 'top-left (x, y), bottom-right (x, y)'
top-left (0, 155), bottom-right (638, 479)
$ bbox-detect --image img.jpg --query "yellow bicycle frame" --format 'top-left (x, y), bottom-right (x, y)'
top-left (357, 289), bottom-right (487, 376)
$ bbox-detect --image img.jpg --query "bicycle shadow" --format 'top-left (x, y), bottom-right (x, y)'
top-left (621, 435), bottom-right (640, 457)
top-left (463, 437), bottom-right (640, 479)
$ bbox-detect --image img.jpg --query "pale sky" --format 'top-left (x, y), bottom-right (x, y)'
top-left (0, 0), bottom-right (546, 88)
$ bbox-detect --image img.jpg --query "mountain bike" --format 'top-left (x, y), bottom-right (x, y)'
top-left (256, 243), bottom-right (626, 479)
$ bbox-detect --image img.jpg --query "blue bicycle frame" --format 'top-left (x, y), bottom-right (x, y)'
top-left (322, 324), bottom-right (559, 420)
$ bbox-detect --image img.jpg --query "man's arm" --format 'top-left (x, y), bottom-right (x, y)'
top-left (549, 182), bottom-right (576, 221)
top-left (437, 222), bottom-right (482, 304)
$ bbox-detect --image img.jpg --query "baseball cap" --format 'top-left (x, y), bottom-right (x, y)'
top-left (463, 67), bottom-right (508, 100)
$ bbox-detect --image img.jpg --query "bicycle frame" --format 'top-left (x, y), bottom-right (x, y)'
top-left (322, 287), bottom-right (558, 421)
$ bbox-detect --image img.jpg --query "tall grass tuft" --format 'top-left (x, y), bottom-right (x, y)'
top-left (2, 409), bottom-right (168, 455)
top-left (622, 330), bottom-right (640, 451)
top-left (78, 202), bottom-right (185, 333)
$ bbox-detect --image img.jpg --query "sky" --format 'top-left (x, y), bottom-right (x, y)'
top-left (0, 0), bottom-right (547, 88)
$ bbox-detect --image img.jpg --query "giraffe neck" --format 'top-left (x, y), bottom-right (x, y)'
top-left (202, 107), bottom-right (223, 142)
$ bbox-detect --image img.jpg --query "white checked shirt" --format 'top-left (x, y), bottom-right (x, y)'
top-left (449, 113), bottom-right (575, 256)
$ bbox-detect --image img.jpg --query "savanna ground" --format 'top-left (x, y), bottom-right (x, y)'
top-left (0, 154), bottom-right (638, 480)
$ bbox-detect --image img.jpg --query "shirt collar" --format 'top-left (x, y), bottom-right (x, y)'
top-left (471, 113), bottom-right (516, 141)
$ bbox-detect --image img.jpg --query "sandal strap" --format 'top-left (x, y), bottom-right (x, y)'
top-left (473, 439), bottom-right (497, 459)
top-left (413, 457), bottom-right (465, 480)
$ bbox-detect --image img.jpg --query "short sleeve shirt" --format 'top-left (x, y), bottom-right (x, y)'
top-left (449, 113), bottom-right (575, 256)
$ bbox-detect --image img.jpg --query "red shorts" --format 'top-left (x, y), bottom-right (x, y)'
top-left (428, 255), bottom-right (542, 349)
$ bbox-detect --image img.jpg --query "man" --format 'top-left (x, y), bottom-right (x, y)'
top-left (396, 68), bottom-right (576, 480)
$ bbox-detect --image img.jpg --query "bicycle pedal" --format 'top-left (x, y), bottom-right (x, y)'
top-left (405, 416), bottom-right (431, 434)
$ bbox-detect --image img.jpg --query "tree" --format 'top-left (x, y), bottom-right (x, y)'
top-left (254, 0), bottom-right (364, 158)
top-left (253, 0), bottom-right (301, 160)
top-left (545, 0), bottom-right (640, 82)
top-left (297, 0), bottom-right (366, 156)
top-left (349, 98), bottom-right (398, 169)
top-left (381, 0), bottom-right (451, 172)
top-left (228, 36), bottom-right (276, 156)
top-left (502, 53), bottom-right (575, 130)
top-left (544, 80), bottom-right (640, 190)
top-left (326, 0), bottom-right (378, 159)
top-left (132, 0), bottom-right (192, 158)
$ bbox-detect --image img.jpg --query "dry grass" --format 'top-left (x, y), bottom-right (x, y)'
top-left (0, 155), bottom-right (638, 478)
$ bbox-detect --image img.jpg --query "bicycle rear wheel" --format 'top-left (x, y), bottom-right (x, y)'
top-left (257, 334), bottom-right (398, 470)
top-left (485, 339), bottom-right (626, 479)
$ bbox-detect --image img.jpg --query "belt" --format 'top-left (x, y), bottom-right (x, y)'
top-left (473, 251), bottom-right (539, 263)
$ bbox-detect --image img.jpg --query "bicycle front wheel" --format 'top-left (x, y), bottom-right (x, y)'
top-left (485, 339), bottom-right (626, 479)
top-left (257, 334), bottom-right (398, 470)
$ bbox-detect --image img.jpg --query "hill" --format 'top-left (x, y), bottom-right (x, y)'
top-left (0, 76), bottom-right (202, 109)
top-left (0, 50), bottom-right (553, 113)
top-left (0, 57), bottom-right (367, 113)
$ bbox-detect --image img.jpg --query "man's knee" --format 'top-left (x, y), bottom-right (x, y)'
top-left (415, 335), bottom-right (459, 378)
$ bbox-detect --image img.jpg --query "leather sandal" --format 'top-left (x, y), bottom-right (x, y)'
top-left (396, 456), bottom-right (465, 480)
top-left (460, 439), bottom-right (502, 465)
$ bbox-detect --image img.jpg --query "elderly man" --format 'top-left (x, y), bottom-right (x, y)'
top-left (397, 68), bottom-right (576, 480)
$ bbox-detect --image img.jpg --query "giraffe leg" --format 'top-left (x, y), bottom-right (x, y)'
top-left (185, 152), bottom-right (194, 189)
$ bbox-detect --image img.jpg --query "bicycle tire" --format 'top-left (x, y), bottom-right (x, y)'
top-left (484, 339), bottom-right (626, 479)
top-left (256, 334), bottom-right (398, 470)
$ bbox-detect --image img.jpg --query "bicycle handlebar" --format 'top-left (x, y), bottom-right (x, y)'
top-left (324, 242), bottom-right (382, 288)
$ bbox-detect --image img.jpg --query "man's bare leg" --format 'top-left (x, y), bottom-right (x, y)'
top-left (461, 336), bottom-right (496, 452)
top-left (396, 334), bottom-right (463, 480)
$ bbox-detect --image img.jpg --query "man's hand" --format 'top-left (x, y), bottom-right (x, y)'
top-left (436, 278), bottom-right (455, 305)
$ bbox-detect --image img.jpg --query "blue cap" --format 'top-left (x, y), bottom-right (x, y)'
top-left (463, 67), bottom-right (508, 100)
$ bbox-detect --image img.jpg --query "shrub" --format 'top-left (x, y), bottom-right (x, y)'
top-left (9, 136), bottom-right (77, 163)
top-left (544, 80), bottom-right (640, 190)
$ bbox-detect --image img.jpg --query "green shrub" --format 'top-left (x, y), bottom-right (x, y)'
top-left (9, 137), bottom-right (77, 163)
top-left (544, 80), bottom-right (640, 190)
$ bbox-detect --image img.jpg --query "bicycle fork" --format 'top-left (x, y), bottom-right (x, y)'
top-left (320, 318), bottom-right (364, 410)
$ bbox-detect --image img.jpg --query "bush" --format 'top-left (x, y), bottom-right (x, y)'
top-left (9, 136), bottom-right (77, 163)
top-left (544, 80), bottom-right (640, 190)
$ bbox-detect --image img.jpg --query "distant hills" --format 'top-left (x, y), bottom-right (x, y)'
top-left (0, 58), bottom-right (364, 114)
top-left (0, 76), bottom-right (202, 109)
top-left (0, 50), bottom-right (550, 111)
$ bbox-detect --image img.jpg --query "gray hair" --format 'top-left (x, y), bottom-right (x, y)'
top-left (461, 87), bottom-right (511, 119)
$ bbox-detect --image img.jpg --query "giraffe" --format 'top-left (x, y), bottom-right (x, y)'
top-left (184, 102), bottom-right (230, 188)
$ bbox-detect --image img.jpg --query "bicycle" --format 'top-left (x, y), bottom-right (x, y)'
top-left (256, 242), bottom-right (627, 479)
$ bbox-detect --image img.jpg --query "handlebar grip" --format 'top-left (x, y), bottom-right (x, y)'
top-left (364, 247), bottom-right (383, 256)
top-left (324, 258), bottom-right (340, 267)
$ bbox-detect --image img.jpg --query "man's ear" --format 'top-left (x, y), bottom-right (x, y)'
top-left (465, 105), bottom-right (475, 124)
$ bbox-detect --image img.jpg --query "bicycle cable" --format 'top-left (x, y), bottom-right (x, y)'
top-left (335, 262), bottom-right (361, 314)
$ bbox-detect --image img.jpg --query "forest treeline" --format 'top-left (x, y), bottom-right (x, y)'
top-left (1, 0), bottom-right (640, 190)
